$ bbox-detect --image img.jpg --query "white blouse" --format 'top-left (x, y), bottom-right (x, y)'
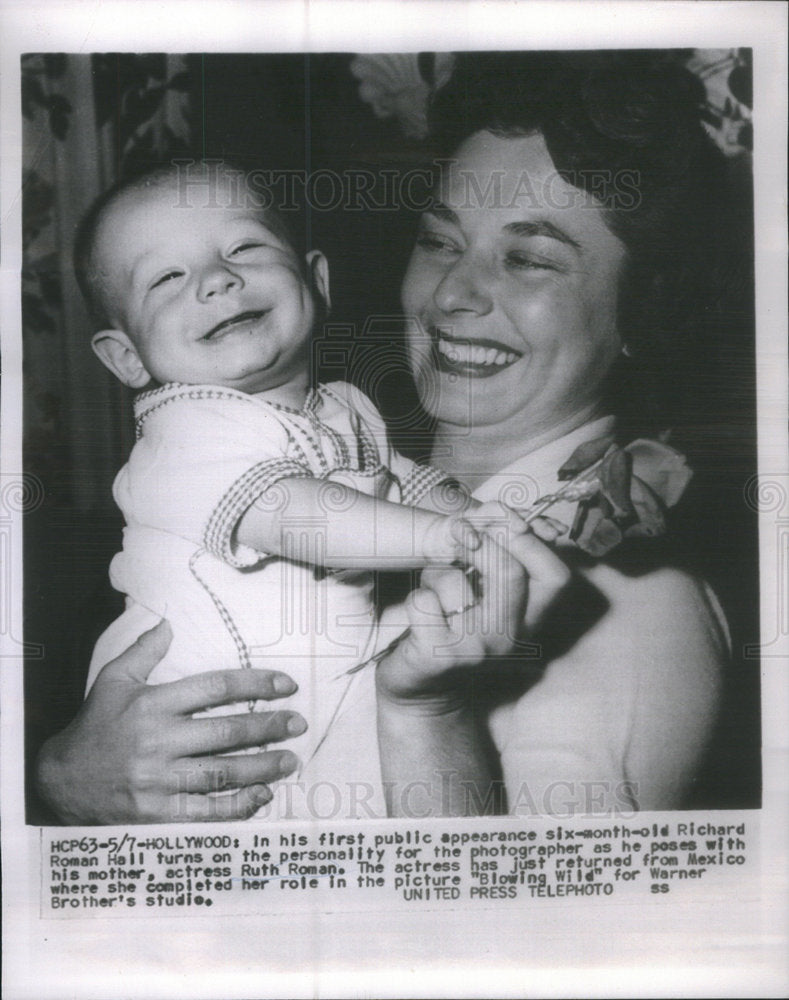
top-left (472, 416), bottom-right (728, 814)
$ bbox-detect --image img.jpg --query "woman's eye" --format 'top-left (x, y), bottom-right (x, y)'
top-left (415, 232), bottom-right (460, 255)
top-left (150, 270), bottom-right (182, 289)
top-left (505, 251), bottom-right (555, 272)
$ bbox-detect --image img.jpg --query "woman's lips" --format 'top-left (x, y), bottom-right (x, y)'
top-left (202, 309), bottom-right (269, 341)
top-left (431, 329), bottom-right (522, 377)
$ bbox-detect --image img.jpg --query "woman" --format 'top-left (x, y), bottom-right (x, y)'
top-left (378, 51), bottom-right (732, 817)
top-left (36, 52), bottom-right (732, 823)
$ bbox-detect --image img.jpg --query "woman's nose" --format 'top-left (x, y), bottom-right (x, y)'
top-left (197, 262), bottom-right (244, 302)
top-left (432, 257), bottom-right (493, 315)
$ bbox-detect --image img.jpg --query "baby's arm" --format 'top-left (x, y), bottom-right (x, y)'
top-left (235, 477), bottom-right (479, 570)
top-left (416, 482), bottom-right (539, 541)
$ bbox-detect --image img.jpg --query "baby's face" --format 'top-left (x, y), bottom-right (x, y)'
top-left (94, 175), bottom-right (325, 395)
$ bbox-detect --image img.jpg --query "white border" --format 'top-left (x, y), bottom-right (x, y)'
top-left (2, 2), bottom-right (787, 998)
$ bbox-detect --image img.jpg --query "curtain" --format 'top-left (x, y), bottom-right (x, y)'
top-left (22, 53), bottom-right (192, 510)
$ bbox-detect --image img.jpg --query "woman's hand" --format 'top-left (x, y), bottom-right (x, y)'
top-left (36, 621), bottom-right (305, 825)
top-left (375, 528), bottom-right (570, 817)
top-left (377, 524), bottom-right (570, 704)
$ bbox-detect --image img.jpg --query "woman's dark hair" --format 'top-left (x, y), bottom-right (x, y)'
top-left (430, 51), bottom-right (753, 443)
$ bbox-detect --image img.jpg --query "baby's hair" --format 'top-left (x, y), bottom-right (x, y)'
top-left (73, 159), bottom-right (302, 330)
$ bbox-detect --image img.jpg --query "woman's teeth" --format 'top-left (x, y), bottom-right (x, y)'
top-left (436, 337), bottom-right (519, 367)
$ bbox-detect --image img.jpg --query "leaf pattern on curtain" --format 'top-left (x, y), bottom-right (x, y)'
top-left (22, 53), bottom-right (193, 509)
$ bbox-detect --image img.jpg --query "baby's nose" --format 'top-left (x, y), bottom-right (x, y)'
top-left (198, 264), bottom-right (243, 300)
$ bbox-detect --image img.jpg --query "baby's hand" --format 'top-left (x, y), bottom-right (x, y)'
top-left (465, 501), bottom-right (567, 547)
top-left (464, 500), bottom-right (528, 538)
top-left (420, 513), bottom-right (482, 566)
top-left (420, 505), bottom-right (566, 567)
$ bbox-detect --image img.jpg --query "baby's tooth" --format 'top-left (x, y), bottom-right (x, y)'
top-left (485, 348), bottom-right (497, 365)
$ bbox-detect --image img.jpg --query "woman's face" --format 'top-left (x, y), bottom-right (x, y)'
top-left (401, 131), bottom-right (627, 437)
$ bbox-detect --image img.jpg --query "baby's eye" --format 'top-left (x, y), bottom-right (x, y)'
top-left (150, 270), bottom-right (183, 289)
top-left (229, 241), bottom-right (264, 255)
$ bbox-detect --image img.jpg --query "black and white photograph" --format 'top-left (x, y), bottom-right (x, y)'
top-left (21, 46), bottom-right (763, 824)
top-left (2, 2), bottom-right (787, 997)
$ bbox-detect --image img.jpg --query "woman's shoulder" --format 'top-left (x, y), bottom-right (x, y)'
top-left (491, 546), bottom-right (729, 716)
top-left (576, 553), bottom-right (731, 656)
top-left (489, 547), bottom-right (728, 811)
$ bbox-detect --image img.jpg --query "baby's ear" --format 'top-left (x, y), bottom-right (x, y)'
top-left (305, 250), bottom-right (331, 317)
top-left (91, 329), bottom-right (152, 389)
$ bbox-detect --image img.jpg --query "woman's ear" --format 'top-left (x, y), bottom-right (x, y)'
top-left (306, 250), bottom-right (331, 317)
top-left (91, 329), bottom-right (152, 389)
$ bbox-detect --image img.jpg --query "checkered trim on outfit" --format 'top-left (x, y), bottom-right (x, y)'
top-left (203, 457), bottom-right (313, 568)
top-left (133, 383), bottom-right (243, 439)
top-left (356, 423), bottom-right (382, 471)
top-left (399, 464), bottom-right (450, 507)
top-left (188, 549), bottom-right (252, 670)
top-left (134, 381), bottom-right (447, 565)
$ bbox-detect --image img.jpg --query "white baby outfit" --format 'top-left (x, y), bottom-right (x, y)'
top-left (87, 380), bottom-right (446, 816)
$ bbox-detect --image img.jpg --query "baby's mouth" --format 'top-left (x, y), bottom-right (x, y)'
top-left (431, 328), bottom-right (522, 376)
top-left (202, 310), bottom-right (269, 341)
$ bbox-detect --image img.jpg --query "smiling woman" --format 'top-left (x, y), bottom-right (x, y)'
top-left (373, 50), bottom-right (751, 816)
top-left (403, 131), bottom-right (627, 486)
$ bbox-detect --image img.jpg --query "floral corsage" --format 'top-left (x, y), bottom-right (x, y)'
top-left (519, 434), bottom-right (693, 557)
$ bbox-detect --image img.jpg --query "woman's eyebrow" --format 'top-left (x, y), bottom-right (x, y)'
top-left (423, 203), bottom-right (460, 225)
top-left (504, 220), bottom-right (582, 251)
top-left (424, 205), bottom-right (583, 252)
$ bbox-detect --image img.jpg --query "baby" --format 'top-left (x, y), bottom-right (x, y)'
top-left (75, 161), bottom-right (504, 818)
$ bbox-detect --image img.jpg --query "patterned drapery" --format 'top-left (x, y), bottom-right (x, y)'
top-left (22, 54), bottom-right (192, 509)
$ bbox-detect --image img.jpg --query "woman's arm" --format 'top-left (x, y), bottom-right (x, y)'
top-left (376, 530), bottom-right (571, 817)
top-left (492, 564), bottom-right (726, 815)
top-left (613, 567), bottom-right (725, 809)
top-left (376, 586), bottom-right (500, 817)
top-left (36, 621), bottom-right (306, 825)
